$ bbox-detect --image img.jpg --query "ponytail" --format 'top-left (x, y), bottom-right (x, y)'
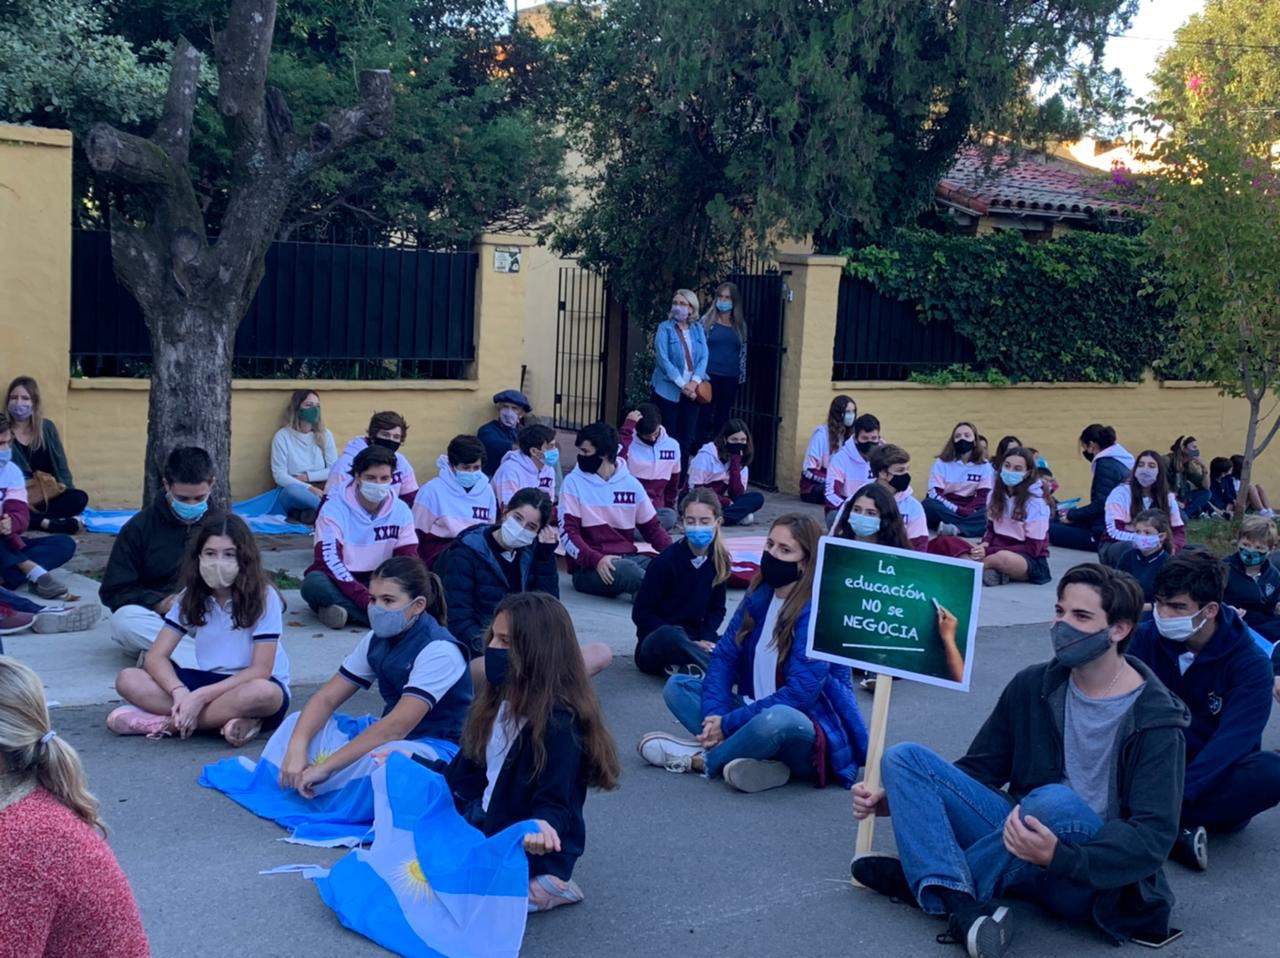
top-left (680, 488), bottom-right (732, 586)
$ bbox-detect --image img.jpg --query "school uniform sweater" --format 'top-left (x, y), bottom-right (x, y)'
top-left (99, 497), bottom-right (201, 611)
top-left (1222, 552), bottom-right (1280, 645)
top-left (413, 455), bottom-right (498, 568)
top-left (982, 480), bottom-right (1050, 558)
top-left (1114, 547), bottom-right (1169, 603)
top-left (0, 460), bottom-right (30, 553)
top-left (618, 420), bottom-right (681, 511)
top-left (490, 448), bottom-right (556, 510)
top-left (824, 439), bottom-right (874, 511)
top-left (927, 458), bottom-right (994, 516)
top-left (270, 426), bottom-right (338, 492)
top-left (559, 460), bottom-right (672, 572)
top-left (324, 436), bottom-right (420, 506)
top-left (1102, 486), bottom-right (1186, 549)
top-left (687, 442), bottom-right (748, 506)
top-left (306, 483), bottom-right (418, 610)
top-left (631, 539), bottom-right (727, 644)
top-left (895, 487), bottom-right (929, 551)
top-left (801, 424), bottom-right (842, 497)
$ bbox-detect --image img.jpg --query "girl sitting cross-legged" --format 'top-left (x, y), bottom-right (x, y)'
top-left (977, 446), bottom-right (1051, 587)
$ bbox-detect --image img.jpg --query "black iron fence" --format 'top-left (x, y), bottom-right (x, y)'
top-left (725, 259), bottom-right (787, 490)
top-left (833, 274), bottom-right (976, 380)
top-left (552, 266), bottom-right (611, 431)
top-left (71, 230), bottom-right (478, 379)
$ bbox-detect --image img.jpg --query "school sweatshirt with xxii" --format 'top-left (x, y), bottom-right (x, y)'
top-left (559, 460), bottom-right (672, 572)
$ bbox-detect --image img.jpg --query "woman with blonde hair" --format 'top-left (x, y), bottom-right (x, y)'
top-left (0, 656), bottom-right (149, 956)
top-left (650, 288), bottom-right (708, 475)
top-left (270, 388), bottom-right (338, 522)
top-left (699, 280), bottom-right (748, 442)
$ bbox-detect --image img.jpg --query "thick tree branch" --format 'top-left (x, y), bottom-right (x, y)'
top-left (216, 0), bottom-right (278, 163)
top-left (298, 70), bottom-right (394, 175)
top-left (154, 39), bottom-right (204, 168)
top-left (85, 125), bottom-right (173, 188)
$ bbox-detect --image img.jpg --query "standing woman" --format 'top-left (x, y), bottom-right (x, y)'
top-left (801, 395), bottom-right (857, 505)
top-left (688, 418), bottom-right (765, 526)
top-left (650, 288), bottom-right (708, 475)
top-left (270, 389), bottom-right (338, 521)
top-left (5, 376), bottom-right (88, 534)
top-left (923, 421), bottom-right (994, 538)
top-left (698, 282), bottom-right (748, 443)
top-left (980, 446), bottom-right (1051, 587)
top-left (1100, 449), bottom-right (1186, 565)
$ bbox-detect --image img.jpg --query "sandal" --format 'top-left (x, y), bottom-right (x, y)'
top-left (527, 874), bottom-right (585, 913)
top-left (221, 717), bottom-right (263, 748)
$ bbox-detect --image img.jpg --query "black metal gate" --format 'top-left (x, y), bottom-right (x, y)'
top-left (552, 266), bottom-right (610, 430)
top-left (726, 257), bottom-right (788, 489)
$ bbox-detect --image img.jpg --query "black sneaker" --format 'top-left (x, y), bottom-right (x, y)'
top-left (938, 902), bottom-right (1014, 958)
top-left (1170, 826), bottom-right (1208, 871)
top-left (851, 854), bottom-right (918, 907)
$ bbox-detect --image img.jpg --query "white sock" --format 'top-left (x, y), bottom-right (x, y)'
top-left (25, 565), bottom-right (48, 583)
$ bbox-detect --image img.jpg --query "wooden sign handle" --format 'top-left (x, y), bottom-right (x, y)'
top-left (851, 673), bottom-right (893, 883)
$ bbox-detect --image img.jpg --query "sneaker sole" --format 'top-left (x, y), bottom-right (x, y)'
top-left (967, 905), bottom-right (1013, 958)
top-left (1188, 827), bottom-right (1209, 870)
top-left (723, 759), bottom-right (791, 793)
top-left (33, 604), bottom-right (103, 634)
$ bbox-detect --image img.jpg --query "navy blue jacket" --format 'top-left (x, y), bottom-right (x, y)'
top-left (1114, 547), bottom-right (1169, 603)
top-left (702, 587), bottom-right (868, 787)
top-left (1066, 446), bottom-right (1134, 533)
top-left (1222, 552), bottom-right (1280, 645)
top-left (477, 420), bottom-right (519, 478)
top-left (631, 539), bottom-right (727, 645)
top-left (1129, 605), bottom-right (1273, 802)
top-left (436, 523), bottom-right (559, 656)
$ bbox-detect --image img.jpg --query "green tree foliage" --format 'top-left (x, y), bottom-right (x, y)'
top-left (550, 0), bottom-right (1138, 331)
top-left (845, 229), bottom-right (1171, 383)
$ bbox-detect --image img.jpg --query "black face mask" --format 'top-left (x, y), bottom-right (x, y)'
top-left (638, 432), bottom-right (658, 446)
top-left (1082, 450), bottom-right (1096, 463)
top-left (726, 442), bottom-right (748, 458)
top-left (759, 551), bottom-right (801, 590)
top-left (855, 440), bottom-right (876, 456)
top-left (372, 436), bottom-right (402, 454)
top-left (484, 646), bottom-right (510, 687)
top-left (577, 453), bottom-right (603, 474)
top-left (888, 472), bottom-right (911, 493)
top-left (953, 439), bottom-right (975, 456)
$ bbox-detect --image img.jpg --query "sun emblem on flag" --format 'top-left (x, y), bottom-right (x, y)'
top-left (397, 858), bottom-right (434, 903)
top-left (312, 749), bottom-right (332, 765)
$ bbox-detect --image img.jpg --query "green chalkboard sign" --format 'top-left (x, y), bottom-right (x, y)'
top-left (804, 536), bottom-right (981, 691)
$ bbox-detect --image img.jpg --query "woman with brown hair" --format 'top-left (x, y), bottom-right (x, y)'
top-left (270, 388), bottom-right (338, 521)
top-left (698, 281), bottom-right (749, 442)
top-left (447, 591), bottom-right (620, 912)
top-left (800, 394), bottom-right (857, 504)
top-left (5, 375), bottom-right (89, 534)
top-left (639, 513), bottom-right (868, 793)
top-left (688, 417), bottom-right (765, 525)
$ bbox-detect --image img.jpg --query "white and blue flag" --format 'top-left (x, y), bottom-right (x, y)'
top-left (312, 753), bottom-right (537, 958)
top-left (200, 711), bottom-right (458, 846)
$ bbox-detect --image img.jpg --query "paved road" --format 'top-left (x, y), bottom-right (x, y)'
top-left (65, 619), bottom-right (1280, 958)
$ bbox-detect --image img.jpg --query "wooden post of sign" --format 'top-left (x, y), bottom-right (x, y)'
top-left (851, 673), bottom-right (894, 885)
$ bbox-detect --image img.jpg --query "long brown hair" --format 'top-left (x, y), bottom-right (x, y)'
top-left (701, 281), bottom-right (747, 341)
top-left (461, 593), bottom-right (620, 789)
top-left (1129, 449), bottom-right (1173, 518)
top-left (178, 514), bottom-right (269, 629)
top-left (826, 394), bottom-right (857, 454)
top-left (734, 513), bottom-right (822, 662)
top-left (713, 417), bottom-right (755, 466)
top-left (938, 420), bottom-right (987, 464)
top-left (5, 376), bottom-right (45, 451)
top-left (285, 389), bottom-right (327, 448)
top-left (833, 483), bottom-right (910, 549)
top-left (679, 487), bottom-right (731, 586)
top-left (988, 446), bottom-right (1038, 522)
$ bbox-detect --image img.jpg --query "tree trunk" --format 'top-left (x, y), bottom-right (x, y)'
top-left (1239, 394), bottom-right (1262, 519)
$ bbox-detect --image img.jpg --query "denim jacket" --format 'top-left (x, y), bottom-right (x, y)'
top-left (650, 319), bottom-right (709, 402)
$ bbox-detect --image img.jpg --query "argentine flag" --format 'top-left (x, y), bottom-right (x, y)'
top-left (200, 711), bottom-right (458, 846)
top-left (313, 753), bottom-right (537, 958)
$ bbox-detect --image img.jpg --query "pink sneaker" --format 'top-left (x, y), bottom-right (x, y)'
top-left (0, 607), bottom-right (34, 635)
top-left (106, 706), bottom-right (173, 738)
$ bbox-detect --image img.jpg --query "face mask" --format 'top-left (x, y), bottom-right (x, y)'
top-left (0, 449), bottom-right (11, 466)
top-left (1050, 620), bottom-right (1114, 668)
top-left (542, 447), bottom-right (560, 467)
top-left (1239, 547), bottom-right (1268, 568)
top-left (6, 402), bottom-right (32, 421)
top-left (360, 480), bottom-right (392, 504)
top-left (371, 436), bottom-right (401, 454)
top-left (715, 299), bottom-right (733, 313)
top-left (1136, 534), bottom-right (1163, 555)
top-left (842, 412), bottom-right (856, 428)
top-left (1185, 446), bottom-right (1199, 459)
top-left (670, 304), bottom-right (690, 322)
top-left (1082, 450), bottom-right (1096, 463)
top-left (454, 469), bottom-right (483, 490)
top-left (368, 602), bottom-right (421, 639)
top-left (1133, 466), bottom-right (1159, 488)
top-left (171, 497), bottom-right (208, 523)
top-left (684, 526), bottom-right (715, 550)
top-left (198, 557), bottom-right (238, 590)
top-left (577, 453), bottom-right (603, 474)
top-left (953, 439), bottom-right (975, 456)
top-left (1153, 607), bottom-right (1204, 643)
top-left (887, 472), bottom-right (911, 493)
top-left (498, 408), bottom-right (520, 429)
top-left (500, 515), bottom-right (537, 549)
top-left (1000, 469), bottom-right (1026, 488)
top-left (759, 550), bottom-right (801, 590)
top-left (297, 406), bottom-right (321, 424)
top-left (848, 512), bottom-right (881, 538)
top-left (484, 646), bottom-right (510, 687)
top-left (726, 442), bottom-right (748, 458)
top-left (855, 440), bottom-right (876, 456)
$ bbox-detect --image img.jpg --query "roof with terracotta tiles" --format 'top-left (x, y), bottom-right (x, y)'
top-left (937, 147), bottom-right (1142, 219)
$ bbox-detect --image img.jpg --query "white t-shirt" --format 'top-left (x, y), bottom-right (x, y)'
top-left (751, 596), bottom-right (785, 700)
top-left (483, 701), bottom-right (527, 812)
top-left (339, 631), bottom-right (466, 706)
top-left (163, 588), bottom-right (290, 689)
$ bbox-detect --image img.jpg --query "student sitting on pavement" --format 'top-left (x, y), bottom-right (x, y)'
top-left (638, 514), bottom-right (868, 794)
top-left (491, 423), bottom-right (558, 511)
top-left (992, 435), bottom-right (1021, 469)
top-left (1049, 423), bottom-right (1134, 552)
top-left (831, 482), bottom-right (912, 551)
top-left (978, 446), bottom-right (1051, 587)
top-left (412, 435), bottom-right (497, 569)
top-left (867, 444), bottom-right (928, 551)
top-left (477, 389), bottom-right (531, 479)
top-left (853, 563), bottom-right (1189, 957)
top-left (0, 412), bottom-right (73, 602)
top-left (631, 489), bottom-right (730, 679)
top-left (302, 445), bottom-right (419, 629)
top-left (618, 404), bottom-right (681, 530)
top-left (924, 421), bottom-right (994, 538)
top-left (1222, 515), bottom-right (1280, 647)
top-left (5, 376), bottom-right (90, 534)
top-left (1099, 449), bottom-right (1186, 566)
top-left (0, 582), bottom-right (101, 646)
top-left (326, 410), bottom-right (420, 507)
top-left (560, 421), bottom-right (672, 600)
top-left (1112, 508), bottom-right (1174, 605)
top-left (1167, 435), bottom-right (1215, 518)
top-left (1129, 549), bottom-right (1280, 871)
top-left (270, 389), bottom-right (337, 522)
top-left (687, 417), bottom-right (765, 527)
top-left (100, 446), bottom-right (217, 665)
top-left (800, 395), bottom-right (856, 505)
top-left (108, 515), bottom-right (290, 748)
top-left (824, 413), bottom-right (880, 515)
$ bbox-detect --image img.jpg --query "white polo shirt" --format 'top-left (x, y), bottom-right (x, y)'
top-left (164, 588), bottom-right (291, 689)
top-left (338, 631), bottom-right (466, 707)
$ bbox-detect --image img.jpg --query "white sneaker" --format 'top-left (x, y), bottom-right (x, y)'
top-left (723, 758), bottom-right (791, 793)
top-left (741, 513), bottom-right (755, 526)
top-left (637, 732), bottom-right (702, 773)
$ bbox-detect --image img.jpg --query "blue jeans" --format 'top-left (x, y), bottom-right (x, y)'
top-left (922, 497), bottom-right (987, 537)
top-left (636, 625), bottom-right (710, 676)
top-left (880, 742), bottom-right (1101, 918)
top-left (662, 674), bottom-right (816, 779)
top-left (0, 535), bottom-right (75, 589)
top-left (723, 491), bottom-right (765, 526)
top-left (278, 483), bottom-right (322, 513)
top-left (1181, 488), bottom-right (1214, 518)
top-left (1048, 520), bottom-right (1097, 552)
top-left (300, 571), bottom-right (370, 626)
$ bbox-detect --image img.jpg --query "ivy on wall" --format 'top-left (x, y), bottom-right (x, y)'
top-left (843, 229), bottom-right (1175, 383)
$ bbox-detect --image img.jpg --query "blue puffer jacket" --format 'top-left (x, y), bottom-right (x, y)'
top-left (702, 587), bottom-right (869, 787)
top-left (436, 523), bottom-right (560, 656)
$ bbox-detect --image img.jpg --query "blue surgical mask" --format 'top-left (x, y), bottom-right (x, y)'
top-left (1239, 547), bottom-right (1268, 568)
top-left (6, 402), bottom-right (32, 421)
top-left (1000, 468), bottom-right (1026, 488)
top-left (170, 497), bottom-right (208, 523)
top-left (848, 512), bottom-right (881, 538)
top-left (684, 526), bottom-right (715, 550)
top-left (543, 448), bottom-right (560, 467)
top-left (368, 602), bottom-right (420, 639)
top-left (842, 411), bottom-right (856, 427)
top-left (454, 469), bottom-right (483, 490)
top-left (670, 304), bottom-right (690, 322)
top-left (715, 300), bottom-right (733, 313)
top-left (0, 449), bottom-right (11, 466)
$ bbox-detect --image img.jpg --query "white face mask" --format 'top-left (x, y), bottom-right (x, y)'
top-left (1133, 466), bottom-right (1159, 488)
top-left (198, 557), bottom-right (239, 589)
top-left (1153, 606), bottom-right (1204, 642)
top-left (500, 515), bottom-right (537, 549)
top-left (360, 480), bottom-right (392, 504)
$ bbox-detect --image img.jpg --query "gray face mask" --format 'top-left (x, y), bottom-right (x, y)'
top-left (1050, 620), bottom-right (1114, 668)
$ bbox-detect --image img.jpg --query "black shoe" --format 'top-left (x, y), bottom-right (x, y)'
top-left (851, 854), bottom-right (918, 907)
top-left (1170, 826), bottom-right (1208, 871)
top-left (938, 902), bottom-right (1014, 958)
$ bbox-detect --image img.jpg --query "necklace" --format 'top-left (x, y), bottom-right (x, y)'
top-left (1099, 662), bottom-right (1126, 698)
